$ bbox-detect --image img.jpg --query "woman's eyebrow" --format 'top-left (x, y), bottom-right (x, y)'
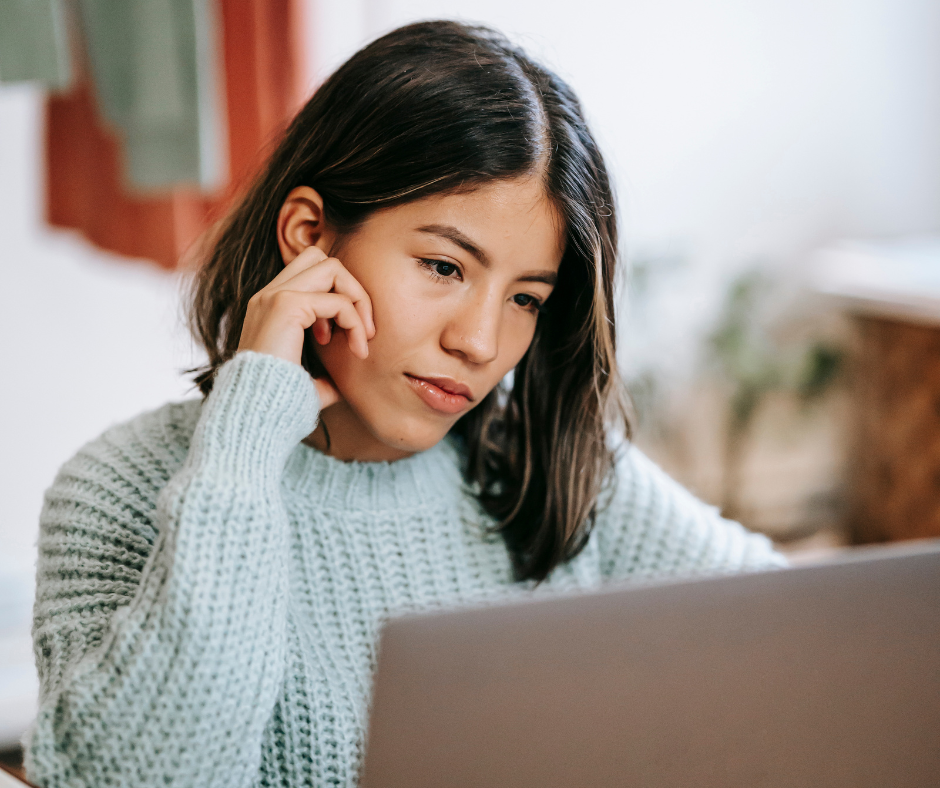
top-left (416, 224), bottom-right (558, 286)
top-left (519, 270), bottom-right (558, 286)
top-left (416, 224), bottom-right (490, 266)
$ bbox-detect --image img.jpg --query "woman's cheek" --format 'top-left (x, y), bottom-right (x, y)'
top-left (315, 328), bottom-right (363, 385)
top-left (373, 275), bottom-right (444, 347)
top-left (503, 313), bottom-right (538, 366)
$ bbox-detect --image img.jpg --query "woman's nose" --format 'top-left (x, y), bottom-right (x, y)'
top-left (440, 292), bottom-right (501, 365)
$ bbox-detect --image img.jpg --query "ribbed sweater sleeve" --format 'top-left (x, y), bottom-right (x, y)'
top-left (595, 444), bottom-right (787, 579)
top-left (25, 352), bottom-right (320, 788)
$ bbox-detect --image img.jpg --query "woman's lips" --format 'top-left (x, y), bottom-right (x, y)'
top-left (405, 375), bottom-right (473, 415)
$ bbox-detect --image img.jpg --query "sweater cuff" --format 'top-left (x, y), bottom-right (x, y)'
top-left (190, 351), bottom-right (320, 480)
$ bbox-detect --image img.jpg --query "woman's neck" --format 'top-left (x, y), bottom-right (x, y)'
top-left (303, 401), bottom-right (415, 463)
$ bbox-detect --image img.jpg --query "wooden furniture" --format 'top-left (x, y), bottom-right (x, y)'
top-left (851, 316), bottom-right (940, 542)
top-left (0, 761), bottom-right (34, 787)
top-left (815, 238), bottom-right (940, 544)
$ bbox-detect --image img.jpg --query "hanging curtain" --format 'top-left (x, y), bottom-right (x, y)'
top-left (0, 0), bottom-right (72, 88)
top-left (23, 0), bottom-right (312, 269)
top-left (76, 0), bottom-right (227, 192)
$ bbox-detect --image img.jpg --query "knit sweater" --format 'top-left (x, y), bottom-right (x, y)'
top-left (25, 351), bottom-right (785, 788)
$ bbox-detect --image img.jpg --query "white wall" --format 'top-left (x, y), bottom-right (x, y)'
top-left (0, 85), bottom-right (201, 745)
top-left (367, 0), bottom-right (940, 239)
top-left (0, 86), bottom-right (199, 574)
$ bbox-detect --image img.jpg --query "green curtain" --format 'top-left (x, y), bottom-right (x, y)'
top-left (77, 0), bottom-right (225, 191)
top-left (0, 0), bottom-right (225, 192)
top-left (0, 0), bottom-right (72, 88)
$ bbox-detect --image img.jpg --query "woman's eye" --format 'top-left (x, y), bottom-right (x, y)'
top-left (434, 262), bottom-right (458, 277)
top-left (421, 259), bottom-right (460, 279)
top-left (513, 293), bottom-right (544, 312)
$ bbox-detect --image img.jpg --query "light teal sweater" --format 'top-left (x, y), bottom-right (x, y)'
top-left (25, 351), bottom-right (785, 787)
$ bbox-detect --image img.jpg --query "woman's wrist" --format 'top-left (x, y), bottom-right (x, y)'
top-left (192, 351), bottom-right (321, 479)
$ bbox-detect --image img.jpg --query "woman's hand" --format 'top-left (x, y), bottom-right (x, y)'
top-left (237, 246), bottom-right (375, 408)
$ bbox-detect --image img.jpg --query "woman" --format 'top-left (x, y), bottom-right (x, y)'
top-left (26, 20), bottom-right (784, 788)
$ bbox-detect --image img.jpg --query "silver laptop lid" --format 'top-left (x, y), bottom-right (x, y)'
top-left (361, 541), bottom-right (940, 788)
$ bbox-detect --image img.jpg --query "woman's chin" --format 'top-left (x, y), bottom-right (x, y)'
top-left (374, 423), bottom-right (450, 456)
top-left (332, 386), bottom-right (462, 459)
top-left (362, 410), bottom-right (455, 457)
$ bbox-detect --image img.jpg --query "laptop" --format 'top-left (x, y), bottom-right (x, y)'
top-left (361, 540), bottom-right (940, 788)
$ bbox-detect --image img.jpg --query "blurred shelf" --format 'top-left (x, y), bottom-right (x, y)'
top-left (813, 236), bottom-right (940, 326)
top-left (812, 236), bottom-right (940, 545)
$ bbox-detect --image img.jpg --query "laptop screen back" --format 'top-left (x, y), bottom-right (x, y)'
top-left (362, 542), bottom-right (940, 788)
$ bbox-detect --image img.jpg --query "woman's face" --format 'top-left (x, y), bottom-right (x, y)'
top-left (315, 177), bottom-right (564, 461)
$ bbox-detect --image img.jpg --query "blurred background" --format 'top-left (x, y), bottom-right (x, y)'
top-left (2, 0), bottom-right (940, 766)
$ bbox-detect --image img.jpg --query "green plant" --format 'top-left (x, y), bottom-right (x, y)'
top-left (708, 269), bottom-right (843, 519)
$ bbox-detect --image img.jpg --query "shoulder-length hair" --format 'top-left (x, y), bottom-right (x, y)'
top-left (190, 20), bottom-right (630, 582)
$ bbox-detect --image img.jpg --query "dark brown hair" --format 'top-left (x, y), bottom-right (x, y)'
top-left (190, 20), bottom-right (630, 582)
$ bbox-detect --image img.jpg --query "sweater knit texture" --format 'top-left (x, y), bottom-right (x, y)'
top-left (25, 351), bottom-right (785, 787)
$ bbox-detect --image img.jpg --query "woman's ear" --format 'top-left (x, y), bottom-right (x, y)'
top-left (276, 186), bottom-right (338, 265)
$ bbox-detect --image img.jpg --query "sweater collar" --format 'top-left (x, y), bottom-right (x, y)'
top-left (283, 434), bottom-right (469, 511)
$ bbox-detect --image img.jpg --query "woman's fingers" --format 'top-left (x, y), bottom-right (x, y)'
top-left (331, 266), bottom-right (375, 338)
top-left (279, 257), bottom-right (376, 339)
top-left (312, 316), bottom-right (332, 345)
top-left (274, 290), bottom-right (369, 358)
top-left (239, 289), bottom-right (368, 361)
top-left (237, 247), bottom-right (372, 369)
top-left (266, 245), bottom-right (330, 288)
top-left (309, 292), bottom-right (370, 358)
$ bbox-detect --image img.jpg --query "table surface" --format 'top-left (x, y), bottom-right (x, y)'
top-left (0, 763), bottom-right (34, 788)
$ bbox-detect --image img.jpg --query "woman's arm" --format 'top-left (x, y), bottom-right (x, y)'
top-left (25, 351), bottom-right (319, 788)
top-left (594, 444), bottom-right (787, 582)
